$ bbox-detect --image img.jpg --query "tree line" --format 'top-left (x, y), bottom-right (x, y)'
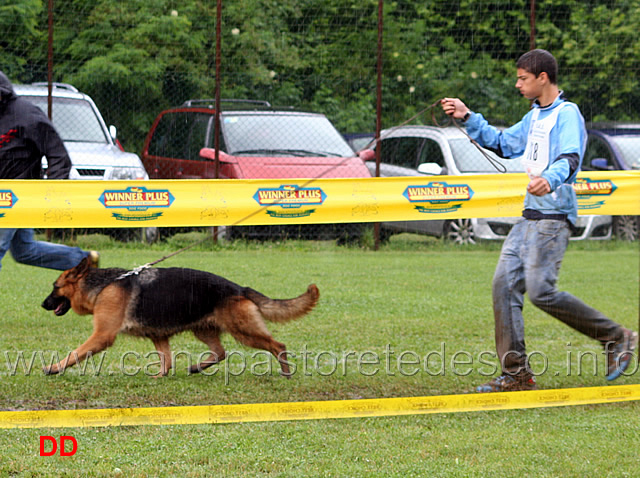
top-left (3, 0), bottom-right (638, 152)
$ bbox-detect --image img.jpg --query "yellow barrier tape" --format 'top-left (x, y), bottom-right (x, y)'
top-left (1, 384), bottom-right (638, 429)
top-left (0, 171), bottom-right (637, 228)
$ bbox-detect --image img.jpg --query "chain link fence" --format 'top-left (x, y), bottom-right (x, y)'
top-left (4, 0), bottom-right (639, 243)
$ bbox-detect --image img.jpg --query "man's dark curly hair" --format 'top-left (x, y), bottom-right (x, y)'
top-left (516, 49), bottom-right (558, 84)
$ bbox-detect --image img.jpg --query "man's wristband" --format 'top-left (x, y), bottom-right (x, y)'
top-left (462, 111), bottom-right (471, 122)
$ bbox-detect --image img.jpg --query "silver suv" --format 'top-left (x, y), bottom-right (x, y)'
top-left (13, 82), bottom-right (148, 180)
top-left (365, 125), bottom-right (612, 244)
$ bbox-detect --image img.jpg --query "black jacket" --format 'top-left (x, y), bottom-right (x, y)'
top-left (0, 72), bottom-right (71, 179)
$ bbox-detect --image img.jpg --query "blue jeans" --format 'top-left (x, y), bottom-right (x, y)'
top-left (492, 219), bottom-right (622, 374)
top-left (0, 228), bottom-right (88, 272)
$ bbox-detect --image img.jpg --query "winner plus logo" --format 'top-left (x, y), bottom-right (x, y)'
top-left (99, 186), bottom-right (174, 222)
top-left (0, 190), bottom-right (17, 208)
top-left (403, 181), bottom-right (473, 214)
top-left (0, 189), bottom-right (17, 219)
top-left (253, 184), bottom-right (326, 219)
top-left (573, 177), bottom-right (616, 210)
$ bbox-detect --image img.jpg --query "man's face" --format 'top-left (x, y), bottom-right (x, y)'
top-left (515, 68), bottom-right (545, 101)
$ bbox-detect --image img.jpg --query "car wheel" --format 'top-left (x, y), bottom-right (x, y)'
top-left (612, 215), bottom-right (639, 241)
top-left (444, 219), bottom-right (476, 245)
top-left (144, 227), bottom-right (159, 244)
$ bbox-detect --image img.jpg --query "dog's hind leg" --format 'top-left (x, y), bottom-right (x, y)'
top-left (223, 300), bottom-right (292, 378)
top-left (150, 337), bottom-right (172, 377)
top-left (189, 329), bottom-right (226, 374)
top-left (236, 333), bottom-right (291, 378)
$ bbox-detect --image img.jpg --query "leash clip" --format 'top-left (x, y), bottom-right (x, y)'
top-left (116, 263), bottom-right (151, 281)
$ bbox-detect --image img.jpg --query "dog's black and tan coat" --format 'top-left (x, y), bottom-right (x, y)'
top-left (42, 257), bottom-right (319, 377)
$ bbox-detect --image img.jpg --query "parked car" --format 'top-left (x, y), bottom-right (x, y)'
top-left (14, 82), bottom-right (152, 241)
top-left (363, 125), bottom-right (612, 244)
top-left (14, 82), bottom-right (148, 181)
top-left (583, 123), bottom-right (640, 241)
top-left (141, 99), bottom-right (372, 241)
top-left (343, 132), bottom-right (376, 152)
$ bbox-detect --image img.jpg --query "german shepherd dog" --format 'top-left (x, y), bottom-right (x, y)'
top-left (41, 257), bottom-right (319, 377)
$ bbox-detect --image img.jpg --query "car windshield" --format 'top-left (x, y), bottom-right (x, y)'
top-left (609, 135), bottom-right (640, 169)
top-left (21, 96), bottom-right (108, 143)
top-left (222, 114), bottom-right (355, 157)
top-left (449, 138), bottom-right (524, 173)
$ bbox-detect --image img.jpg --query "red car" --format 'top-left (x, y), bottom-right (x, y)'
top-left (141, 99), bottom-right (372, 240)
top-left (141, 99), bottom-right (371, 180)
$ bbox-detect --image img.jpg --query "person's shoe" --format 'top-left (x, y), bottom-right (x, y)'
top-left (88, 251), bottom-right (100, 268)
top-left (476, 372), bottom-right (537, 393)
top-left (606, 328), bottom-right (638, 381)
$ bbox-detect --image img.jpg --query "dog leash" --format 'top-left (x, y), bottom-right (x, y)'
top-left (358, 98), bottom-right (507, 173)
top-left (438, 108), bottom-right (508, 174)
top-left (115, 236), bottom-right (212, 281)
top-left (355, 99), bottom-right (443, 152)
top-left (115, 99), bottom-right (506, 280)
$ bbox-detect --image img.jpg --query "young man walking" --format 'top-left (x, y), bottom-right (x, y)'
top-left (442, 49), bottom-right (637, 392)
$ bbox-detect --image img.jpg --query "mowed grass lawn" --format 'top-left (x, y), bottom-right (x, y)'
top-left (0, 234), bottom-right (638, 477)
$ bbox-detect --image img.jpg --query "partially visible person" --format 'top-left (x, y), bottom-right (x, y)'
top-left (0, 71), bottom-right (98, 273)
top-left (441, 49), bottom-right (637, 392)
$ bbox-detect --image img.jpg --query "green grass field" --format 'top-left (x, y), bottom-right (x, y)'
top-left (0, 234), bottom-right (638, 477)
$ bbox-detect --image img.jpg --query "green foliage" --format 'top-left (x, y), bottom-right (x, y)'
top-left (4, 0), bottom-right (639, 151)
top-left (554, 1), bottom-right (640, 121)
top-left (0, 0), bottom-right (43, 76)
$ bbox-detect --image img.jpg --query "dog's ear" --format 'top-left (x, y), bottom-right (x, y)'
top-left (66, 257), bottom-right (92, 281)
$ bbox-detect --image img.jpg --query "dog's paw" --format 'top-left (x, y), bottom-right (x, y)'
top-left (43, 366), bottom-right (60, 375)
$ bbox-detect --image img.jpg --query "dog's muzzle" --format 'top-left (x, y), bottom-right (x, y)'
top-left (42, 294), bottom-right (71, 316)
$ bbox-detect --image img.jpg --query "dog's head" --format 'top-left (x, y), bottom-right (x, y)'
top-left (41, 256), bottom-right (94, 316)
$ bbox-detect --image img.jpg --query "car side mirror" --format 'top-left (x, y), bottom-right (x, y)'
top-left (199, 147), bottom-right (232, 162)
top-left (417, 162), bottom-right (443, 175)
top-left (358, 149), bottom-right (376, 162)
top-left (109, 125), bottom-right (126, 151)
top-left (590, 158), bottom-right (611, 170)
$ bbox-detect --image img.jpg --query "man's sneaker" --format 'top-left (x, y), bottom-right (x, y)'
top-left (606, 328), bottom-right (638, 381)
top-left (88, 251), bottom-right (100, 268)
top-left (476, 372), bottom-right (537, 393)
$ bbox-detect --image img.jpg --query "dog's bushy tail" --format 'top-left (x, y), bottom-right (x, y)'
top-left (243, 284), bottom-right (319, 323)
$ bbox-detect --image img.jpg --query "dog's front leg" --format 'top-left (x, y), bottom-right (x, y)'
top-left (151, 337), bottom-right (172, 377)
top-left (44, 331), bottom-right (117, 375)
top-left (44, 302), bottom-right (124, 375)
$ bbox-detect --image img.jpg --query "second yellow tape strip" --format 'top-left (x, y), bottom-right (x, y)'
top-left (1, 384), bottom-right (638, 429)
